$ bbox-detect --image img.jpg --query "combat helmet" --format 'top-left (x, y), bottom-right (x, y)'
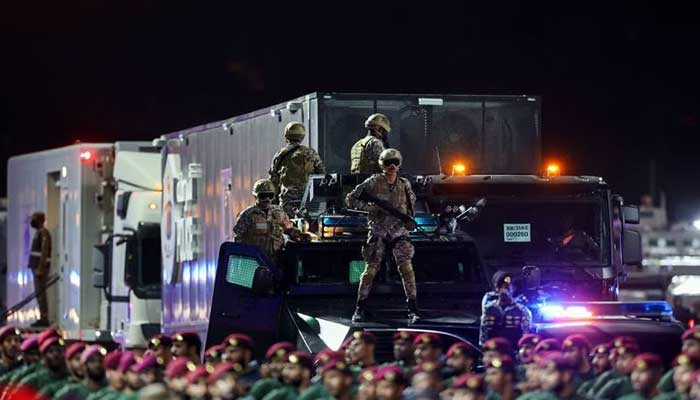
top-left (284, 122), bottom-right (306, 142)
top-left (252, 179), bottom-right (276, 196)
top-left (378, 148), bottom-right (402, 167)
top-left (365, 113), bottom-right (391, 133)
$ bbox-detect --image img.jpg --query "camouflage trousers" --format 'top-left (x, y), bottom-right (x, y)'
top-left (279, 188), bottom-right (303, 218)
top-left (357, 234), bottom-right (416, 301)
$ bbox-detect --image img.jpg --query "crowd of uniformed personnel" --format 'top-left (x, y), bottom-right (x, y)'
top-left (1, 324), bottom-right (700, 400)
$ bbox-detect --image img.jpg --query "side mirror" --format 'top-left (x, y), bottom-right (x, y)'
top-left (93, 242), bottom-right (111, 288)
top-left (124, 236), bottom-right (138, 288)
top-left (116, 192), bottom-right (133, 219)
top-left (622, 205), bottom-right (640, 224)
top-left (622, 228), bottom-right (643, 265)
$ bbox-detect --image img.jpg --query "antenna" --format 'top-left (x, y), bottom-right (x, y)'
top-left (434, 146), bottom-right (443, 175)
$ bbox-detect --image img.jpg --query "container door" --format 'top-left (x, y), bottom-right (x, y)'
top-left (206, 242), bottom-right (283, 356)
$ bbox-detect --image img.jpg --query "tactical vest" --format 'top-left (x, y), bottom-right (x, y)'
top-left (240, 208), bottom-right (287, 261)
top-left (350, 136), bottom-right (380, 175)
top-left (278, 147), bottom-right (314, 190)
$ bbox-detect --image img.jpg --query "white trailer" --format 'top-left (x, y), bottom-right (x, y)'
top-left (6, 143), bottom-right (162, 344)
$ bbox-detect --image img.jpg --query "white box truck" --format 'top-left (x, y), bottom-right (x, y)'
top-left (6, 142), bottom-right (162, 346)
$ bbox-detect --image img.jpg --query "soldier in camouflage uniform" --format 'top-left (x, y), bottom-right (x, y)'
top-left (269, 122), bottom-right (325, 217)
top-left (233, 179), bottom-right (310, 266)
top-left (346, 148), bottom-right (420, 323)
top-left (350, 113), bottom-right (391, 175)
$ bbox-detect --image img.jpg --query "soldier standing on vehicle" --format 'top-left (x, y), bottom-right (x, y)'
top-left (350, 114), bottom-right (391, 175)
top-left (28, 211), bottom-right (51, 326)
top-left (346, 148), bottom-right (420, 323)
top-left (269, 122), bottom-right (325, 218)
top-left (233, 179), bottom-right (310, 266)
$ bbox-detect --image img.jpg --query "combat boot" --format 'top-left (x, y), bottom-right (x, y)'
top-left (352, 299), bottom-right (372, 323)
top-left (407, 299), bottom-right (422, 324)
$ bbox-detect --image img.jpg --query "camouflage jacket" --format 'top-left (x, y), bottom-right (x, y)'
top-left (233, 204), bottom-right (297, 263)
top-left (346, 174), bottom-right (416, 236)
top-left (269, 144), bottom-right (324, 199)
top-left (350, 134), bottom-right (385, 175)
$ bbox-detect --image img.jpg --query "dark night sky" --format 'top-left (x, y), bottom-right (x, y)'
top-left (2, 2), bottom-right (699, 221)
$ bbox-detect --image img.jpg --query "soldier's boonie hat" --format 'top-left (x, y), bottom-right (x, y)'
top-left (518, 334), bottom-right (541, 348)
top-left (0, 326), bottom-right (21, 342)
top-left (562, 335), bottom-right (591, 352)
top-left (266, 342), bottom-right (296, 361)
top-left (632, 353), bottom-right (663, 371)
top-left (39, 337), bottom-right (65, 353)
top-left (165, 357), bottom-right (191, 379)
top-left (205, 344), bottom-right (226, 359)
top-left (452, 373), bottom-right (485, 392)
top-left (186, 365), bottom-right (210, 384)
top-left (447, 342), bottom-right (476, 358)
top-left (80, 345), bottom-right (107, 365)
top-left (486, 355), bottom-right (515, 373)
top-left (375, 365), bottom-right (406, 385)
top-left (682, 327), bottom-right (700, 342)
top-left (148, 334), bottom-right (173, 349)
top-left (103, 350), bottom-right (123, 370)
top-left (20, 337), bottom-right (40, 352)
top-left (534, 338), bottom-right (561, 354)
top-left (359, 366), bottom-right (379, 383)
top-left (351, 330), bottom-right (377, 345)
top-left (393, 331), bottom-right (416, 342)
top-left (322, 360), bottom-right (352, 375)
top-left (287, 351), bottom-right (314, 370)
top-left (483, 337), bottom-right (512, 354)
top-left (65, 342), bottom-right (86, 361)
top-left (223, 333), bottom-right (254, 350)
top-left (413, 333), bottom-right (442, 348)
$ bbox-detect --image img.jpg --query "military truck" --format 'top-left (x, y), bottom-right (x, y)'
top-left (157, 93), bottom-right (682, 361)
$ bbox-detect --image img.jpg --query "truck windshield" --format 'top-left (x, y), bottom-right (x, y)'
top-left (462, 197), bottom-right (610, 266)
